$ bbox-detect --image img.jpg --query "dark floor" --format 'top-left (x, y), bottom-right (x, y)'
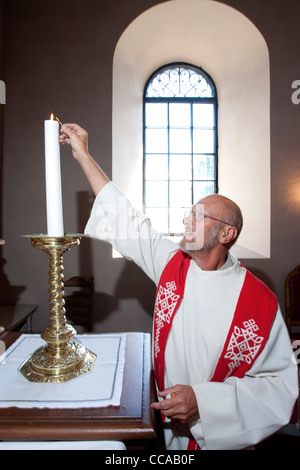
top-left (256, 424), bottom-right (300, 450)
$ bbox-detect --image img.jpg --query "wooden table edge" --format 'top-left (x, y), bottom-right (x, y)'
top-left (0, 331), bottom-right (157, 442)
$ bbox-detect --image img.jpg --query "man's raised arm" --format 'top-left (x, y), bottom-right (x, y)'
top-left (59, 123), bottom-right (109, 196)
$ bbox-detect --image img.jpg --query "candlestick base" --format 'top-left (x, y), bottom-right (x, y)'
top-left (19, 234), bottom-right (96, 383)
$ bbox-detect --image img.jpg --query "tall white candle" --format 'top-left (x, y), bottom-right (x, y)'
top-left (44, 114), bottom-right (64, 236)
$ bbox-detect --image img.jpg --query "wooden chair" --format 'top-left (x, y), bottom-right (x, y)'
top-left (285, 266), bottom-right (300, 431)
top-left (285, 266), bottom-right (300, 337)
top-left (64, 276), bottom-right (94, 332)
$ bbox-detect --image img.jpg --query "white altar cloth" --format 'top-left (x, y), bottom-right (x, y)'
top-left (0, 440), bottom-right (127, 450)
top-left (0, 334), bottom-right (126, 409)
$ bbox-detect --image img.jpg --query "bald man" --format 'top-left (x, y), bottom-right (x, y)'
top-left (60, 124), bottom-right (298, 451)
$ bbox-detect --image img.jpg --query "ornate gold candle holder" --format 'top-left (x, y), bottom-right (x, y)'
top-left (19, 234), bottom-right (96, 383)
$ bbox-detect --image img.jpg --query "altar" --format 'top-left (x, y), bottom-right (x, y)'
top-left (0, 331), bottom-right (156, 449)
top-left (0, 116), bottom-right (156, 450)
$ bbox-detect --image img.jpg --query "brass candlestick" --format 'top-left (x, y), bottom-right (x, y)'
top-left (19, 234), bottom-right (96, 383)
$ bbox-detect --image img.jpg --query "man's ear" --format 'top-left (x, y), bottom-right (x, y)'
top-left (219, 226), bottom-right (238, 245)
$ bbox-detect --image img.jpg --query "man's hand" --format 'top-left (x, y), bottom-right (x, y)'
top-left (59, 123), bottom-right (89, 161)
top-left (151, 384), bottom-right (199, 425)
top-left (59, 122), bottom-right (109, 196)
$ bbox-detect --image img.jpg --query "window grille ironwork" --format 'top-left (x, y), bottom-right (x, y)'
top-left (146, 64), bottom-right (214, 99)
top-left (143, 63), bottom-right (218, 236)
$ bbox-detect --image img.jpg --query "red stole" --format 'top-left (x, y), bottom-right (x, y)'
top-left (153, 250), bottom-right (277, 450)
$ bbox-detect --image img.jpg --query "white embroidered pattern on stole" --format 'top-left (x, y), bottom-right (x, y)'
top-left (224, 319), bottom-right (264, 379)
top-left (154, 281), bottom-right (180, 358)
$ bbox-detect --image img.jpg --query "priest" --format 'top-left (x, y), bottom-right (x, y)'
top-left (60, 123), bottom-right (298, 450)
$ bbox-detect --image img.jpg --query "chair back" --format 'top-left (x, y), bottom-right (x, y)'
top-left (285, 266), bottom-right (300, 336)
top-left (64, 276), bottom-right (94, 331)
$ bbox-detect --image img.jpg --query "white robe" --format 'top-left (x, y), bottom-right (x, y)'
top-left (85, 182), bottom-right (298, 450)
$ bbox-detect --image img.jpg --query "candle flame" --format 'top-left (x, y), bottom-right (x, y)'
top-left (50, 113), bottom-right (54, 120)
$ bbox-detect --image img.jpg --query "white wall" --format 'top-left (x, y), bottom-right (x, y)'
top-left (112, 0), bottom-right (270, 258)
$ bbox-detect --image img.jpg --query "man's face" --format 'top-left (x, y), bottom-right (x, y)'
top-left (179, 203), bottom-right (204, 251)
top-left (179, 200), bottom-right (222, 252)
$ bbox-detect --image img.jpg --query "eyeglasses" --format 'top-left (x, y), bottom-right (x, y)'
top-left (184, 209), bottom-right (235, 227)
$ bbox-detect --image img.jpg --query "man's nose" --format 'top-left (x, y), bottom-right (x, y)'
top-left (183, 213), bottom-right (192, 225)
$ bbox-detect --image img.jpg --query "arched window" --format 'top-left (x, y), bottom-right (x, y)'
top-left (143, 63), bottom-right (218, 235)
top-left (114, 2), bottom-right (271, 258)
